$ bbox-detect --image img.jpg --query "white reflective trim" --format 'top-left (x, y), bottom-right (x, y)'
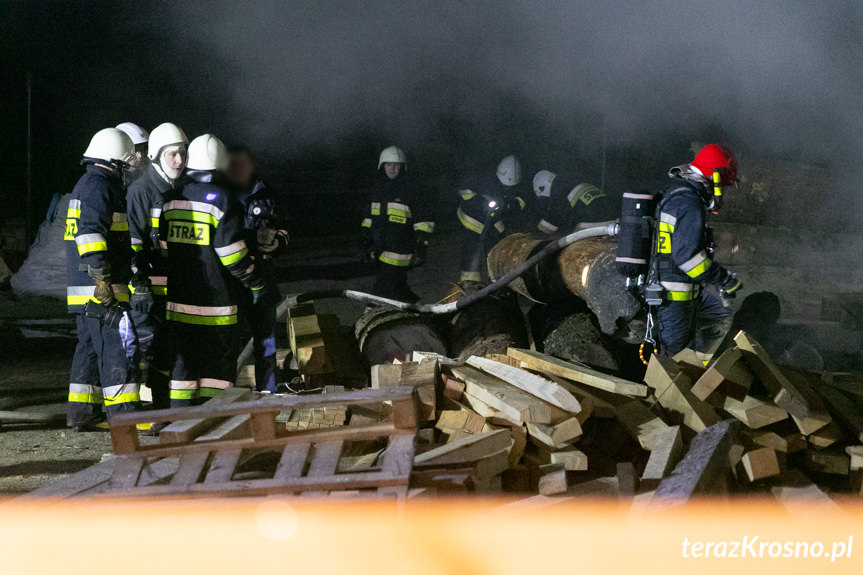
top-left (214, 240), bottom-right (248, 257)
top-left (371, 202), bottom-right (381, 209)
top-left (679, 250), bottom-right (709, 272)
top-left (150, 208), bottom-right (162, 218)
top-left (413, 221), bottom-right (435, 232)
top-left (75, 233), bottom-right (106, 246)
top-left (163, 199), bottom-right (225, 221)
top-left (68, 199), bottom-right (82, 210)
top-left (166, 302), bottom-right (237, 316)
top-left (494, 220), bottom-right (506, 232)
top-left (538, 219), bottom-right (559, 233)
top-left (103, 383), bottom-right (139, 397)
top-left (150, 276), bottom-right (167, 286)
top-left (660, 281), bottom-right (695, 292)
top-left (379, 251), bottom-right (412, 261)
top-left (615, 257), bottom-right (647, 264)
top-left (111, 284), bottom-right (130, 295)
top-left (69, 383), bottom-right (101, 395)
top-left (131, 237), bottom-right (144, 245)
top-left (200, 378), bottom-right (231, 390)
top-left (387, 201), bottom-right (412, 214)
top-left (659, 212), bottom-right (677, 226)
top-left (623, 193), bottom-right (654, 200)
top-left (170, 380), bottom-right (198, 390)
top-left (67, 286), bottom-right (96, 296)
top-left (112, 212), bottom-right (128, 222)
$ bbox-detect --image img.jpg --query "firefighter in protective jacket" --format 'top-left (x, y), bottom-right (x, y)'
top-left (531, 170), bottom-right (616, 235)
top-left (160, 134), bottom-right (267, 406)
top-left (456, 155), bottom-right (526, 282)
top-left (653, 144), bottom-right (743, 356)
top-left (361, 146), bottom-right (433, 302)
top-left (65, 128), bottom-right (140, 430)
top-left (126, 122), bottom-right (188, 408)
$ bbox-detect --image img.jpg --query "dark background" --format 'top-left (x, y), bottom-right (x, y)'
top-left (2, 1), bottom-right (862, 241)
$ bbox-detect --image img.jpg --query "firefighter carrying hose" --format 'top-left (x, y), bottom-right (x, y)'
top-left (532, 170), bottom-right (616, 235)
top-left (361, 146), bottom-right (434, 302)
top-left (457, 155), bottom-right (526, 283)
top-left (160, 134), bottom-right (268, 407)
top-left (126, 122), bottom-right (189, 409)
top-left (65, 128), bottom-right (141, 430)
top-left (651, 144), bottom-right (743, 356)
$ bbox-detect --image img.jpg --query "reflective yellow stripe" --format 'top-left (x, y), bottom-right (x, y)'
top-left (67, 208), bottom-right (81, 219)
top-left (361, 218), bottom-right (372, 228)
top-left (152, 285), bottom-right (167, 296)
top-left (131, 244), bottom-right (143, 252)
top-left (199, 387), bottom-right (225, 398)
top-left (151, 217), bottom-right (160, 228)
top-left (685, 258), bottom-right (712, 279)
top-left (658, 221), bottom-right (675, 233)
top-left (379, 251), bottom-right (412, 267)
top-left (516, 197), bottom-right (526, 210)
top-left (459, 189), bottom-right (476, 201)
top-left (413, 221), bottom-right (434, 233)
top-left (170, 389), bottom-right (196, 400)
top-left (163, 209), bottom-right (219, 228)
top-left (457, 208), bottom-right (484, 234)
top-left (667, 291), bottom-right (695, 301)
top-left (110, 222), bottom-right (129, 231)
top-left (537, 219), bottom-right (558, 234)
top-left (166, 310), bottom-right (238, 325)
top-left (68, 392), bottom-right (102, 404)
top-left (103, 392), bottom-right (140, 406)
top-left (77, 241), bottom-right (107, 255)
top-left (219, 248), bottom-right (248, 266)
top-left (460, 271), bottom-right (481, 282)
top-left (494, 220), bottom-right (505, 233)
top-left (370, 202), bottom-right (381, 216)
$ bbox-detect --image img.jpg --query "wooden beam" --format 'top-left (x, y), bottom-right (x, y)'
top-left (651, 420), bottom-right (740, 506)
top-left (451, 365), bottom-right (556, 424)
top-left (691, 347), bottom-right (753, 402)
top-left (739, 448), bottom-right (783, 482)
top-left (813, 381), bottom-right (863, 443)
top-left (413, 429), bottom-right (511, 466)
top-left (721, 395), bottom-right (787, 429)
top-left (640, 425), bottom-right (684, 490)
top-left (467, 355), bottom-right (582, 414)
top-left (781, 368), bottom-right (833, 436)
top-left (537, 464), bottom-right (568, 496)
top-left (526, 418), bottom-right (583, 449)
top-left (614, 400), bottom-right (670, 450)
top-left (159, 388), bottom-right (252, 446)
top-left (644, 355), bottom-right (721, 433)
top-left (507, 348), bottom-right (648, 397)
top-left (435, 408), bottom-right (486, 436)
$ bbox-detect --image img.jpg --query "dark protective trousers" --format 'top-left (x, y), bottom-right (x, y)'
top-left (169, 322), bottom-right (238, 407)
top-left (67, 313), bottom-right (140, 427)
top-left (459, 227), bottom-right (501, 282)
top-left (239, 291), bottom-right (280, 394)
top-left (372, 261), bottom-right (419, 303)
top-left (128, 298), bottom-right (171, 408)
top-left (656, 289), bottom-right (731, 357)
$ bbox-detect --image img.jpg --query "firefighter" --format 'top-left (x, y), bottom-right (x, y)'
top-left (532, 170), bottom-right (616, 235)
top-left (652, 144), bottom-right (743, 356)
top-left (65, 128), bottom-right (140, 430)
top-left (227, 144), bottom-right (289, 393)
top-left (116, 122), bottom-right (150, 184)
top-left (456, 155), bottom-right (526, 282)
top-left (126, 122), bottom-right (189, 408)
top-left (160, 134), bottom-right (268, 407)
top-left (361, 146), bottom-right (434, 302)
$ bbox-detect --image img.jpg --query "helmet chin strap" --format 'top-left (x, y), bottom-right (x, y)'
top-left (154, 161), bottom-right (182, 184)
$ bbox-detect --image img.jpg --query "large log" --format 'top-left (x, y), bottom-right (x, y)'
top-left (354, 306), bottom-right (448, 365)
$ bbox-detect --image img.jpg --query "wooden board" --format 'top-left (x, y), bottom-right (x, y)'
top-left (159, 388), bottom-right (252, 445)
top-left (721, 395), bottom-right (787, 429)
top-left (467, 355), bottom-right (582, 413)
top-left (526, 418), bottom-right (583, 449)
top-left (691, 347), bottom-right (753, 402)
top-left (451, 365), bottom-right (556, 424)
top-left (739, 448), bottom-right (783, 482)
top-left (507, 348), bottom-right (648, 398)
top-left (613, 400), bottom-right (670, 451)
top-left (640, 425), bottom-right (684, 490)
top-left (413, 430), bottom-right (511, 466)
top-left (644, 355), bottom-right (721, 433)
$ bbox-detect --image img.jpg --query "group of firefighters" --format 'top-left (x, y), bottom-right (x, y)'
top-left (64, 121), bottom-right (743, 432)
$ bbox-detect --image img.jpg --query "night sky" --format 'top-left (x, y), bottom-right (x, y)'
top-left (2, 1), bottom-right (862, 238)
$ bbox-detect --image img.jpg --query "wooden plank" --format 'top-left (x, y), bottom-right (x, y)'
top-left (307, 441), bottom-right (344, 477)
top-left (274, 443), bottom-right (311, 481)
top-left (380, 434), bottom-right (415, 477)
top-left (159, 388), bottom-right (252, 446)
top-left (803, 449), bottom-right (850, 475)
top-left (196, 415), bottom-right (251, 442)
top-left (721, 395), bottom-right (787, 429)
top-left (812, 381), bottom-right (863, 443)
top-left (651, 420), bottom-right (740, 506)
top-left (740, 427), bottom-right (806, 454)
top-left (734, 332), bottom-right (812, 422)
top-left (672, 348), bottom-right (707, 381)
top-left (614, 400), bottom-right (670, 450)
top-left (640, 425), bottom-right (684, 490)
top-left (781, 368), bottom-right (832, 435)
top-left (807, 421), bottom-right (843, 449)
top-left (645, 355), bottom-right (721, 433)
top-left (467, 355), bottom-right (582, 413)
top-left (414, 430), bottom-right (510, 466)
top-left (507, 347), bottom-right (648, 397)
top-left (537, 464), bottom-right (568, 496)
top-left (205, 449), bottom-right (242, 484)
top-left (525, 418), bottom-right (582, 449)
top-left (435, 409), bottom-right (486, 436)
top-left (372, 361), bottom-right (437, 421)
top-left (108, 457), bottom-right (145, 490)
top-left (691, 347), bottom-right (753, 401)
top-left (617, 462), bottom-right (639, 498)
top-left (451, 365), bottom-right (555, 424)
top-left (170, 452), bottom-right (210, 486)
top-left (250, 412), bottom-right (278, 441)
top-left (547, 448), bottom-right (588, 471)
top-left (770, 469), bottom-right (838, 511)
top-left (739, 448), bottom-right (783, 482)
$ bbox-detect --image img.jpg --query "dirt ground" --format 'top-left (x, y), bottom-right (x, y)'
top-left (0, 224), bottom-right (860, 496)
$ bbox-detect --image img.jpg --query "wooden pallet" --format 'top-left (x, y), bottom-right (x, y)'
top-left (98, 387), bottom-right (418, 498)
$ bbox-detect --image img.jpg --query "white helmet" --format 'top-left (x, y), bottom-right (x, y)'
top-left (115, 122), bottom-right (149, 145)
top-left (378, 146), bottom-right (407, 169)
top-left (186, 134), bottom-right (228, 172)
top-left (83, 128), bottom-right (135, 166)
top-left (147, 123), bottom-right (189, 160)
top-left (496, 155), bottom-right (521, 186)
top-left (533, 170), bottom-right (556, 197)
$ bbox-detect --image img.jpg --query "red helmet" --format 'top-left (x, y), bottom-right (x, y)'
top-left (691, 144), bottom-right (738, 185)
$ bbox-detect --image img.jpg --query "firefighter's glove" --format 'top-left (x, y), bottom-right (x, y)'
top-left (130, 285), bottom-right (154, 314)
top-left (85, 265), bottom-right (115, 306)
top-left (719, 273), bottom-right (743, 305)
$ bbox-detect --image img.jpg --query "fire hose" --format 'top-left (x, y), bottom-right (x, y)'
top-left (282, 223), bottom-right (619, 315)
